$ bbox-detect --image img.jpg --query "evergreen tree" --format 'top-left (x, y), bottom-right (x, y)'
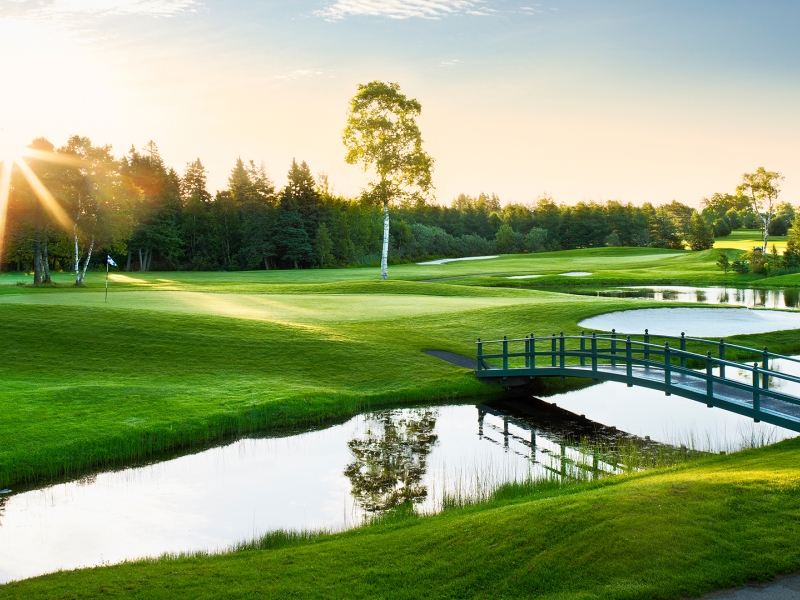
top-left (274, 210), bottom-right (314, 268)
top-left (686, 211), bottom-right (715, 251)
top-left (494, 223), bottom-right (515, 254)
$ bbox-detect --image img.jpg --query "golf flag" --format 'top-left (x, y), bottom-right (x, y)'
top-left (107, 256), bottom-right (117, 267)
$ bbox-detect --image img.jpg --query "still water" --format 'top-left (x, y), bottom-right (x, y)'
top-left (568, 286), bottom-right (800, 309)
top-left (1, 382), bottom-right (795, 583)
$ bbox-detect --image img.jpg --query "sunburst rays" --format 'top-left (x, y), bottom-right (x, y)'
top-left (0, 141), bottom-right (81, 259)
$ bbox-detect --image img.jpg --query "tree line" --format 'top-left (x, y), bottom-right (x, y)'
top-left (3, 136), bottom-right (794, 282)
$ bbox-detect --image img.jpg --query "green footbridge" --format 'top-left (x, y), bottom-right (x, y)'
top-left (476, 330), bottom-right (800, 433)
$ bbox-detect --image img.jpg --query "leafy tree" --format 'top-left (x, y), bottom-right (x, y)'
top-left (343, 81), bottom-right (434, 280)
top-left (314, 223), bottom-right (334, 267)
top-left (737, 167), bottom-right (783, 254)
top-left (526, 227), bottom-right (548, 252)
top-left (716, 254), bottom-right (730, 274)
top-left (712, 217), bottom-right (731, 238)
top-left (686, 211), bottom-right (714, 251)
top-left (783, 214), bottom-right (800, 268)
top-left (732, 258), bottom-right (750, 274)
top-left (725, 208), bottom-right (742, 229)
top-left (494, 223), bottom-right (515, 254)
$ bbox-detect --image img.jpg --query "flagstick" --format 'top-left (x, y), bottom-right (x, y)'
top-left (105, 260), bottom-right (109, 303)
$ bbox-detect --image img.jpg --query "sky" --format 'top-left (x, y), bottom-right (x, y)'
top-left (1, 0), bottom-right (798, 207)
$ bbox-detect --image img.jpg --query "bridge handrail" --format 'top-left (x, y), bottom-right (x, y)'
top-left (477, 330), bottom-right (800, 366)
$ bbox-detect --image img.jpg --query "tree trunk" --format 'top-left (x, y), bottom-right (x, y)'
top-left (126, 250), bottom-right (132, 272)
top-left (139, 248), bottom-right (145, 272)
top-left (79, 235), bottom-right (95, 285)
top-left (145, 248), bottom-right (153, 272)
top-left (42, 238), bottom-right (51, 283)
top-left (293, 259), bottom-right (298, 269)
top-left (74, 226), bottom-right (81, 285)
top-left (264, 257), bottom-right (270, 271)
top-left (762, 216), bottom-right (770, 256)
top-left (33, 233), bottom-right (42, 286)
top-left (381, 201), bottom-right (389, 280)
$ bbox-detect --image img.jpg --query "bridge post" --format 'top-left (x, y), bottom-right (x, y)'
top-left (706, 351), bottom-right (713, 398)
top-left (477, 338), bottom-right (483, 372)
top-left (551, 334), bottom-right (557, 367)
top-left (525, 335), bottom-right (530, 369)
top-left (626, 336), bottom-right (633, 386)
top-left (719, 339), bottom-right (726, 378)
top-left (591, 333), bottom-right (598, 373)
top-left (752, 363), bottom-right (761, 417)
top-left (611, 329), bottom-right (617, 368)
top-left (664, 342), bottom-right (672, 395)
top-left (580, 332), bottom-right (586, 367)
top-left (762, 347), bottom-right (769, 390)
top-left (680, 333), bottom-right (687, 369)
top-left (644, 329), bottom-right (650, 365)
top-left (502, 336), bottom-right (508, 371)
top-left (559, 332), bottom-right (565, 370)
top-left (530, 333), bottom-right (536, 371)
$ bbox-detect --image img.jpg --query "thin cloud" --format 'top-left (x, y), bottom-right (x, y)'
top-left (439, 58), bottom-right (462, 66)
top-left (14, 0), bottom-right (200, 18)
top-left (274, 69), bottom-right (325, 80)
top-left (316, 0), bottom-right (489, 20)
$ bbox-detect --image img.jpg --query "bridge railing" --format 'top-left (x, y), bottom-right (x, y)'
top-left (475, 331), bottom-right (800, 425)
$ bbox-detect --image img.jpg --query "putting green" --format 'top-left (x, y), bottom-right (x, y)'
top-left (0, 291), bottom-right (555, 324)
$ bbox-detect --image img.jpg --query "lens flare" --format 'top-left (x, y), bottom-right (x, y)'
top-left (15, 159), bottom-right (73, 231)
top-left (0, 160), bottom-right (11, 258)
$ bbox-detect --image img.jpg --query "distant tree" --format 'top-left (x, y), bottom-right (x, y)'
top-left (712, 217), bottom-right (731, 238)
top-left (274, 210), bottom-right (314, 268)
top-left (725, 208), bottom-right (742, 229)
top-left (737, 167), bottom-right (783, 255)
top-left (344, 81), bottom-right (434, 280)
top-left (716, 254), bottom-right (730, 274)
top-left (494, 223), bottom-right (515, 254)
top-left (686, 211), bottom-right (715, 250)
top-left (783, 214), bottom-right (800, 268)
top-left (526, 227), bottom-right (548, 252)
top-left (314, 223), bottom-right (334, 267)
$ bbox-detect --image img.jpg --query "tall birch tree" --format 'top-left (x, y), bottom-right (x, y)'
top-left (343, 81), bottom-right (433, 280)
top-left (737, 167), bottom-right (783, 255)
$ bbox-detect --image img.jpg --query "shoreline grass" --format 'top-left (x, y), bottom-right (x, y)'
top-left (4, 437), bottom-right (800, 598)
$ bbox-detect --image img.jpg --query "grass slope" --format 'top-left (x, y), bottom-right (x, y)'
top-left (4, 438), bottom-right (800, 599)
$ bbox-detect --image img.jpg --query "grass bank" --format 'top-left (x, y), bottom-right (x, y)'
top-left (4, 437), bottom-right (800, 599)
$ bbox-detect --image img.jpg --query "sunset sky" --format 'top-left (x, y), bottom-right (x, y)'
top-left (1, 0), bottom-right (798, 206)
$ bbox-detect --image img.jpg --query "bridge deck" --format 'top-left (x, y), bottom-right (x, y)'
top-left (475, 331), bottom-right (800, 432)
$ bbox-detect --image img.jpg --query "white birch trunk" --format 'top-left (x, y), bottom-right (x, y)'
top-left (381, 202), bottom-right (389, 280)
top-left (74, 225), bottom-right (81, 285)
top-left (79, 235), bottom-right (94, 284)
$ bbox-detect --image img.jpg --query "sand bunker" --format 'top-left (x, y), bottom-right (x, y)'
top-left (506, 275), bottom-right (543, 279)
top-left (417, 255), bottom-right (499, 265)
top-left (560, 272), bottom-right (592, 277)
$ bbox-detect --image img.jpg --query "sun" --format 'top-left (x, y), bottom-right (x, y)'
top-left (0, 130), bottom-right (78, 259)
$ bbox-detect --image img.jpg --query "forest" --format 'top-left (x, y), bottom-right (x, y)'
top-left (4, 136), bottom-right (797, 281)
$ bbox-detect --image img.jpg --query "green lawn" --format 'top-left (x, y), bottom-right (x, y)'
top-left (714, 228), bottom-right (788, 251)
top-left (1, 246), bottom-right (798, 488)
top-left (3, 245), bottom-right (800, 598)
top-left (5, 438), bottom-right (800, 599)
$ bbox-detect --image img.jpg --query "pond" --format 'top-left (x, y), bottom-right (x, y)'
top-left (579, 307), bottom-right (800, 337)
top-left (1, 380), bottom-right (795, 584)
top-left (567, 286), bottom-right (800, 309)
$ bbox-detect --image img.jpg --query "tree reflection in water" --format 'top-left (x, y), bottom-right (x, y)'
top-left (344, 408), bottom-right (438, 512)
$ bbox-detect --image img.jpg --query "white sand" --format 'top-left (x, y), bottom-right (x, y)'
top-left (417, 255), bottom-right (499, 265)
top-left (580, 307), bottom-right (800, 337)
top-left (560, 271), bottom-right (592, 276)
top-left (506, 275), bottom-right (543, 279)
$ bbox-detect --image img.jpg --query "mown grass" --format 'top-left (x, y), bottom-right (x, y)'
top-left (4, 438), bottom-right (800, 599)
top-left (3, 246), bottom-right (800, 489)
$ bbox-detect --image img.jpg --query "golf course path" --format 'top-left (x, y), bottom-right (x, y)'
top-left (702, 572), bottom-right (800, 598)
